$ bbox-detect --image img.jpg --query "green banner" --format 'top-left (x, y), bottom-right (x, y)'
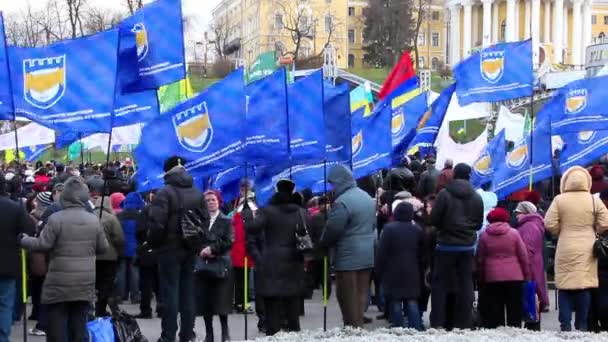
top-left (158, 78), bottom-right (193, 113)
top-left (247, 51), bottom-right (277, 83)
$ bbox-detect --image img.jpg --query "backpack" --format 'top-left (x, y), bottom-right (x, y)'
top-left (167, 186), bottom-right (205, 253)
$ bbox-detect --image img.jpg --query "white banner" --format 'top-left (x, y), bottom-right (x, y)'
top-left (0, 123), bottom-right (55, 151)
top-left (436, 125), bottom-right (489, 169)
top-left (495, 106), bottom-right (525, 142)
top-left (80, 124), bottom-right (143, 151)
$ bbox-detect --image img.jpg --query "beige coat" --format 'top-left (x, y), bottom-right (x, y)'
top-left (545, 166), bottom-right (608, 289)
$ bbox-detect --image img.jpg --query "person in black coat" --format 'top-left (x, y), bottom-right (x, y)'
top-left (375, 202), bottom-right (424, 330)
top-left (195, 190), bottom-right (234, 342)
top-left (243, 179), bottom-right (306, 336)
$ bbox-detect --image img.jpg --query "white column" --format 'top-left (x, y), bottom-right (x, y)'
top-left (553, 0), bottom-right (564, 63)
top-left (532, 0), bottom-right (541, 65)
top-left (463, 1), bottom-right (473, 56)
top-left (506, 0), bottom-right (517, 41)
top-left (572, 0), bottom-right (582, 64)
top-left (544, 0), bottom-right (551, 42)
top-left (473, 5), bottom-right (480, 46)
top-left (563, 4), bottom-right (569, 62)
top-left (444, 13), bottom-right (450, 64)
top-left (525, 0), bottom-right (531, 38)
top-left (493, 0), bottom-right (499, 42)
top-left (514, 0), bottom-right (521, 39)
top-left (582, 0), bottom-right (593, 61)
top-left (483, 0), bottom-right (494, 46)
top-left (450, 5), bottom-right (462, 64)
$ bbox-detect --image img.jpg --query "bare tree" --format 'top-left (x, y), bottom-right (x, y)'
top-left (210, 16), bottom-right (230, 59)
top-left (84, 7), bottom-right (123, 34)
top-left (273, 0), bottom-right (315, 60)
top-left (5, 6), bottom-right (44, 47)
top-left (126, 0), bottom-right (144, 15)
top-left (66, 0), bottom-right (86, 38)
top-left (37, 0), bottom-right (69, 45)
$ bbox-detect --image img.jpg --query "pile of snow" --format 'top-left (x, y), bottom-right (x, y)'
top-left (244, 327), bottom-right (608, 341)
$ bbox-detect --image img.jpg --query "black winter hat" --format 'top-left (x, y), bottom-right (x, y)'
top-left (453, 163), bottom-right (472, 180)
top-left (163, 156), bottom-right (187, 173)
top-left (275, 179), bottom-right (295, 194)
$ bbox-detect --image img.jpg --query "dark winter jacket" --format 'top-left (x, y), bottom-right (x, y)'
top-left (431, 179), bottom-right (484, 247)
top-left (376, 202), bottom-right (424, 300)
top-left (117, 192), bottom-right (146, 258)
top-left (94, 197), bottom-right (125, 261)
top-left (146, 166), bottom-right (207, 253)
top-left (0, 195), bottom-right (35, 279)
top-left (320, 165), bottom-right (376, 271)
top-left (418, 164), bottom-right (440, 198)
top-left (21, 177), bottom-right (109, 304)
top-left (244, 192), bottom-right (306, 297)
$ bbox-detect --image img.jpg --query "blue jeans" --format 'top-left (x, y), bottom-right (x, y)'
top-left (0, 278), bottom-right (16, 342)
top-left (158, 251), bottom-right (195, 342)
top-left (390, 298), bottom-right (423, 331)
top-left (558, 289), bottom-right (591, 331)
top-left (116, 257), bottom-right (140, 301)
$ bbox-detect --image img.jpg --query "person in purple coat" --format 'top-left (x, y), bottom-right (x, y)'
top-left (515, 201), bottom-right (550, 312)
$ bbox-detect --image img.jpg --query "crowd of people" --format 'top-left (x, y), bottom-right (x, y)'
top-left (1, 154), bottom-right (608, 342)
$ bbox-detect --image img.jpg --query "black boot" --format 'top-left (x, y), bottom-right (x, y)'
top-left (204, 316), bottom-right (214, 342)
top-left (220, 315), bottom-right (230, 342)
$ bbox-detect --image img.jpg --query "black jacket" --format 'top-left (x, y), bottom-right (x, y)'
top-left (376, 202), bottom-right (424, 300)
top-left (417, 165), bottom-right (440, 198)
top-left (244, 192), bottom-right (306, 297)
top-left (431, 179), bottom-right (484, 247)
top-left (0, 196), bottom-right (35, 278)
top-left (146, 167), bottom-right (207, 253)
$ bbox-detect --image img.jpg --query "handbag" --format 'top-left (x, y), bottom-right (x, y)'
top-left (295, 209), bottom-right (314, 254)
top-left (195, 254), bottom-right (230, 279)
top-left (592, 195), bottom-right (608, 257)
top-left (522, 280), bottom-right (538, 323)
top-left (87, 317), bottom-right (115, 342)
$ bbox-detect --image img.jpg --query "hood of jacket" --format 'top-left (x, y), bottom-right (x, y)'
top-left (561, 166), bottom-right (591, 193)
top-left (328, 164), bottom-right (356, 196)
top-left (121, 192), bottom-right (145, 211)
top-left (164, 166), bottom-right (194, 188)
top-left (94, 196), bottom-right (115, 214)
top-left (445, 179), bottom-right (475, 199)
top-left (393, 202), bottom-right (414, 222)
top-left (517, 212), bottom-right (544, 228)
top-left (60, 177), bottom-right (90, 209)
top-left (383, 167), bottom-right (414, 191)
top-left (485, 222), bottom-right (512, 235)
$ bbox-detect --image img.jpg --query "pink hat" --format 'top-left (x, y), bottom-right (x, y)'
top-left (110, 192), bottom-right (126, 214)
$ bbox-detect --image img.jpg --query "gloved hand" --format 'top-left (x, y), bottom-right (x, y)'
top-left (17, 233), bottom-right (28, 247)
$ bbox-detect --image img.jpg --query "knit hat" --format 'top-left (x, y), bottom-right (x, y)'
top-left (35, 192), bottom-right (53, 207)
top-left (523, 190), bottom-right (542, 205)
top-left (275, 179), bottom-right (295, 194)
top-left (515, 201), bottom-right (537, 215)
top-left (110, 192), bottom-right (126, 213)
top-left (453, 163), bottom-right (472, 180)
top-left (487, 207), bottom-right (510, 223)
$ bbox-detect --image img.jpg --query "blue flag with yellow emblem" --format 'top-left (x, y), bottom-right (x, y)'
top-left (119, 0), bottom-right (186, 91)
top-left (492, 109), bottom-right (553, 199)
top-left (134, 68), bottom-right (245, 178)
top-left (8, 29), bottom-right (120, 134)
top-left (0, 13), bottom-right (13, 120)
top-left (22, 144), bottom-right (51, 162)
top-left (245, 68), bottom-right (289, 165)
top-left (454, 39), bottom-right (533, 106)
top-left (470, 129), bottom-right (507, 188)
top-left (288, 70), bottom-right (325, 163)
top-left (352, 102), bottom-right (392, 179)
top-left (324, 81), bottom-right (352, 163)
top-left (407, 83), bottom-right (455, 157)
top-left (559, 130), bottom-right (608, 173)
top-left (547, 75), bottom-right (608, 134)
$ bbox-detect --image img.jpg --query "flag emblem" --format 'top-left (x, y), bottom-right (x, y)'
top-left (507, 140), bottom-right (528, 169)
top-left (473, 155), bottom-right (492, 177)
top-left (132, 23), bottom-right (149, 62)
top-left (480, 50), bottom-right (505, 84)
top-left (565, 89), bottom-right (587, 114)
top-left (173, 102), bottom-right (214, 153)
top-left (23, 55), bottom-right (66, 109)
top-left (352, 130), bottom-right (363, 157)
top-left (391, 111), bottom-right (405, 137)
top-left (417, 109), bottom-right (432, 130)
top-left (577, 130), bottom-right (596, 144)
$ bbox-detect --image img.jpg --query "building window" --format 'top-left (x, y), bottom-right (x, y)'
top-left (348, 29), bottom-right (355, 43)
top-left (348, 54), bottom-right (355, 67)
top-left (300, 41), bottom-right (312, 57)
top-left (362, 7), bottom-right (369, 16)
top-left (432, 57), bottom-right (440, 70)
top-left (418, 32), bottom-right (426, 46)
top-left (432, 32), bottom-right (440, 47)
top-left (592, 15), bottom-right (597, 25)
top-left (419, 56), bottom-right (425, 68)
top-left (605, 15), bottom-right (608, 25)
top-left (325, 15), bottom-right (333, 32)
top-left (299, 15), bottom-right (309, 32)
top-left (349, 7), bottom-right (355, 16)
top-left (275, 14), bottom-right (283, 29)
top-left (432, 11), bottom-right (440, 20)
top-left (500, 20), bottom-right (506, 42)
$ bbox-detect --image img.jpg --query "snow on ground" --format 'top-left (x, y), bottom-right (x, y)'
top-left (244, 327), bottom-right (608, 342)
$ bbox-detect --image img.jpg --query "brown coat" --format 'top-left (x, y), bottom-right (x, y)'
top-left (545, 166), bottom-right (608, 290)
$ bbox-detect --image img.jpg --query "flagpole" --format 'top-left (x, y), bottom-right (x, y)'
top-left (79, 133), bottom-right (84, 167)
top-left (99, 129), bottom-right (114, 219)
top-left (322, 158), bottom-right (328, 332)
top-left (243, 162), bottom-right (249, 340)
top-left (528, 21), bottom-right (534, 191)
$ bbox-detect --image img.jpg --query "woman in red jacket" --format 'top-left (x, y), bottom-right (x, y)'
top-left (230, 190), bottom-right (256, 314)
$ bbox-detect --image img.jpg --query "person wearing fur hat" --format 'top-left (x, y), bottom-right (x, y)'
top-left (477, 208), bottom-right (530, 328)
top-left (590, 164), bottom-right (608, 194)
top-left (242, 179), bottom-right (307, 336)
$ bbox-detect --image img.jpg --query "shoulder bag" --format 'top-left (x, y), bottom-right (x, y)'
top-left (167, 186), bottom-right (204, 254)
top-left (592, 195), bottom-right (608, 257)
top-left (295, 209), bottom-right (314, 254)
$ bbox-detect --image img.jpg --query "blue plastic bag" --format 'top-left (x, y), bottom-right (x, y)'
top-left (522, 280), bottom-right (538, 322)
top-left (87, 317), bottom-right (115, 342)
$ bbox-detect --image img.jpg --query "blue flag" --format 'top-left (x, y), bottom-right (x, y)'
top-left (22, 144), bottom-right (51, 162)
top-left (8, 30), bottom-right (120, 134)
top-left (134, 68), bottom-right (245, 177)
top-left (547, 75), bottom-right (608, 134)
top-left (492, 110), bottom-right (553, 199)
top-left (210, 165), bottom-right (255, 191)
top-left (288, 70), bottom-right (325, 163)
top-left (352, 103), bottom-right (392, 179)
top-left (119, 0), bottom-right (186, 91)
top-left (113, 24), bottom-right (159, 127)
top-left (408, 83), bottom-right (455, 157)
top-left (559, 130), bottom-right (608, 173)
top-left (324, 81), bottom-right (352, 163)
top-left (0, 13), bottom-right (13, 120)
top-left (470, 129), bottom-right (507, 188)
top-left (245, 68), bottom-right (289, 165)
top-left (454, 40), bottom-right (533, 105)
